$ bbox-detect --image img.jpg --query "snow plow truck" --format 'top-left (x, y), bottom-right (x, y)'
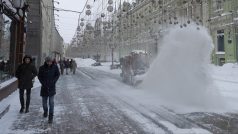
top-left (120, 50), bottom-right (149, 85)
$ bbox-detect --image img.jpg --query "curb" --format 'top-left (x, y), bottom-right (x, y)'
top-left (0, 80), bottom-right (18, 101)
top-left (0, 105), bottom-right (10, 119)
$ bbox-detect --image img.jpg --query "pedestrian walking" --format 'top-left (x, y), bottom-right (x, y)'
top-left (72, 60), bottom-right (77, 74)
top-left (70, 59), bottom-right (73, 73)
top-left (38, 56), bottom-right (60, 123)
top-left (15, 55), bottom-right (37, 113)
top-left (59, 60), bottom-right (65, 75)
top-left (64, 59), bottom-right (70, 75)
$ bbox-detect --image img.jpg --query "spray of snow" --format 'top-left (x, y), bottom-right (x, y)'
top-left (74, 58), bottom-right (96, 67)
top-left (140, 24), bottom-right (225, 111)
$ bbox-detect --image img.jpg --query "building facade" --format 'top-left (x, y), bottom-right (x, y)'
top-left (112, 0), bottom-right (207, 61)
top-left (74, 0), bottom-right (237, 65)
top-left (209, 0), bottom-right (238, 65)
top-left (26, 0), bottom-right (63, 68)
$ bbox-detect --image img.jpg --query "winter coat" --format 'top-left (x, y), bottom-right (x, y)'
top-left (72, 61), bottom-right (77, 70)
top-left (15, 56), bottom-right (38, 89)
top-left (64, 60), bottom-right (70, 68)
top-left (38, 62), bottom-right (60, 97)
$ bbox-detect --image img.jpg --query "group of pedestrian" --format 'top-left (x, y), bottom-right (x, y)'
top-left (58, 58), bottom-right (77, 75)
top-left (15, 55), bottom-right (60, 124)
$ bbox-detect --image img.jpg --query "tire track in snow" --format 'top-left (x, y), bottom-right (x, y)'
top-left (56, 70), bottom-right (147, 133)
top-left (79, 69), bottom-right (172, 133)
top-left (77, 69), bottom-right (95, 80)
top-left (81, 68), bottom-right (212, 133)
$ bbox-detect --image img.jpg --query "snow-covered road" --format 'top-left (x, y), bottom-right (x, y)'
top-left (1, 67), bottom-right (238, 134)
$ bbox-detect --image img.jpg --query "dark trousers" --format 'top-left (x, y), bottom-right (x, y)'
top-left (42, 95), bottom-right (55, 115)
top-left (60, 68), bottom-right (64, 75)
top-left (19, 89), bottom-right (31, 110)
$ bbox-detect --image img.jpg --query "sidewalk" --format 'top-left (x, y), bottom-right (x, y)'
top-left (0, 78), bottom-right (17, 121)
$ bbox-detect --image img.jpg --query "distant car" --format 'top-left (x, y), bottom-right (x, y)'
top-left (91, 62), bottom-right (102, 66)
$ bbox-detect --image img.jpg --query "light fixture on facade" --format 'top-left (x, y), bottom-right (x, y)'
top-left (12, 0), bottom-right (25, 17)
top-left (108, 0), bottom-right (113, 5)
top-left (86, 9), bottom-right (91, 16)
top-left (107, 5), bottom-right (113, 12)
top-left (86, 4), bottom-right (91, 9)
top-left (80, 22), bottom-right (84, 26)
top-left (101, 13), bottom-right (105, 18)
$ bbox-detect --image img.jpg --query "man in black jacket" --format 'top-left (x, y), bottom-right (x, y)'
top-left (15, 55), bottom-right (37, 113)
top-left (38, 57), bottom-right (60, 123)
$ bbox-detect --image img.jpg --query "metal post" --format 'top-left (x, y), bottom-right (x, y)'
top-left (111, 47), bottom-right (114, 66)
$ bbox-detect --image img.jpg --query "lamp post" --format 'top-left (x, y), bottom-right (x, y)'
top-left (149, 29), bottom-right (158, 57)
top-left (109, 42), bottom-right (115, 69)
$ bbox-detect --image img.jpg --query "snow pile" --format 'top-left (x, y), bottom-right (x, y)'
top-left (74, 58), bottom-right (121, 74)
top-left (212, 63), bottom-right (238, 82)
top-left (140, 24), bottom-right (224, 111)
top-left (212, 63), bottom-right (238, 111)
top-left (74, 58), bottom-right (96, 67)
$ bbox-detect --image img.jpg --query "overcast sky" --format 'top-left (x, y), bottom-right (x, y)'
top-left (56, 0), bottom-right (133, 44)
top-left (56, 0), bottom-right (87, 44)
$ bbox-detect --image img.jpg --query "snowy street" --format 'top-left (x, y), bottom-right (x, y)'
top-left (1, 0), bottom-right (238, 133)
top-left (1, 62), bottom-right (238, 134)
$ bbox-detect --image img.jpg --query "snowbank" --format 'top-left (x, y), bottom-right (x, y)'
top-left (74, 58), bottom-right (121, 74)
top-left (212, 63), bottom-right (238, 82)
top-left (74, 58), bottom-right (96, 67)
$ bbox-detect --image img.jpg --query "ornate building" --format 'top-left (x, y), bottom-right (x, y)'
top-left (209, 0), bottom-right (238, 65)
top-left (113, 0), bottom-right (207, 61)
top-left (74, 0), bottom-right (237, 65)
top-left (26, 0), bottom-right (64, 67)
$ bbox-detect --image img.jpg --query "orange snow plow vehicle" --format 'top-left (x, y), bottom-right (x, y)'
top-left (120, 50), bottom-right (149, 85)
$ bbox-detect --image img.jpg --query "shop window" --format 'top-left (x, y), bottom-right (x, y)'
top-left (0, 15), bottom-right (12, 83)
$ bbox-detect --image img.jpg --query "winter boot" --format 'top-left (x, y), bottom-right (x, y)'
top-left (48, 113), bottom-right (53, 123)
top-left (25, 109), bottom-right (29, 113)
top-left (43, 112), bottom-right (48, 118)
top-left (19, 107), bottom-right (24, 113)
top-left (25, 106), bottom-right (29, 113)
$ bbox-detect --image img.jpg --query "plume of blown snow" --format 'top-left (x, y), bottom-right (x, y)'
top-left (140, 24), bottom-right (225, 111)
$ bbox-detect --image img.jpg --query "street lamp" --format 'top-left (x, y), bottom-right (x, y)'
top-left (149, 29), bottom-right (159, 56)
top-left (12, 0), bottom-right (26, 16)
top-left (109, 42), bottom-right (115, 69)
top-left (11, 0), bottom-right (29, 73)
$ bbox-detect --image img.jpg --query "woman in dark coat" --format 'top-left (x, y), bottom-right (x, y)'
top-left (15, 55), bottom-right (37, 113)
top-left (38, 57), bottom-right (60, 123)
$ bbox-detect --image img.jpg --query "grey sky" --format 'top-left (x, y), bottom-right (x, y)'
top-left (56, 0), bottom-right (87, 43)
top-left (56, 0), bottom-right (133, 44)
